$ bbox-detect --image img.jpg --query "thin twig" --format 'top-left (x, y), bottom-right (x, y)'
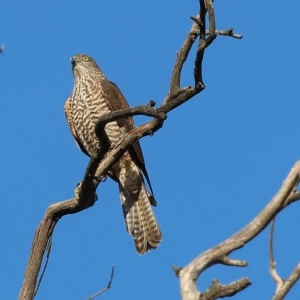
top-left (269, 218), bottom-right (283, 292)
top-left (86, 266), bottom-right (115, 300)
top-left (34, 237), bottom-right (52, 297)
top-left (220, 256), bottom-right (248, 267)
top-left (206, 28), bottom-right (243, 39)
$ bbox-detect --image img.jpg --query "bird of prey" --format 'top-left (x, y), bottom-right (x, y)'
top-left (65, 54), bottom-right (162, 254)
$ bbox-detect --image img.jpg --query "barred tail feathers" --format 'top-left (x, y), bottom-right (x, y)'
top-left (119, 183), bottom-right (162, 254)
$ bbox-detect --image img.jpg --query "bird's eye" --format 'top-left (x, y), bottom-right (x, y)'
top-left (83, 56), bottom-right (88, 61)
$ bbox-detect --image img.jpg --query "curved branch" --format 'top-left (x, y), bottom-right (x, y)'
top-left (269, 218), bottom-right (283, 293)
top-left (178, 161), bottom-right (300, 299)
top-left (86, 266), bottom-right (115, 300)
top-left (95, 100), bottom-right (167, 127)
top-left (269, 208), bottom-right (300, 299)
top-left (168, 21), bottom-right (201, 99)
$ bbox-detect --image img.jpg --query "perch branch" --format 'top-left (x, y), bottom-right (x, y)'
top-left (19, 100), bottom-right (180, 300)
top-left (95, 100), bottom-right (167, 125)
top-left (19, 116), bottom-right (113, 300)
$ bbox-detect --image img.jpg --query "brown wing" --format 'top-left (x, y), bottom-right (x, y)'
top-left (64, 97), bottom-right (89, 156)
top-left (101, 80), bottom-right (155, 197)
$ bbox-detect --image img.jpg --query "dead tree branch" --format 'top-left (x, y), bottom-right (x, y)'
top-left (269, 218), bottom-right (283, 293)
top-left (207, 28), bottom-right (243, 39)
top-left (199, 278), bottom-right (251, 300)
top-left (176, 161), bottom-right (300, 300)
top-left (86, 266), bottom-right (115, 300)
top-left (269, 215), bottom-right (300, 299)
top-left (272, 264), bottom-right (300, 300)
top-left (18, 1), bottom-right (242, 299)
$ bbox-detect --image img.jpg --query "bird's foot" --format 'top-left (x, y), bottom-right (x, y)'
top-left (75, 182), bottom-right (98, 204)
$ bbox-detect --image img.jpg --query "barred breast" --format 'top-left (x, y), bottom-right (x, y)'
top-left (71, 75), bottom-right (121, 157)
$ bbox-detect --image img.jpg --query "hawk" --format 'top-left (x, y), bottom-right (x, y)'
top-left (65, 54), bottom-right (162, 254)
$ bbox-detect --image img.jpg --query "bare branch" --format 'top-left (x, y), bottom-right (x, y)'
top-left (269, 218), bottom-right (283, 293)
top-left (95, 100), bottom-right (166, 126)
top-left (193, 1), bottom-right (207, 87)
top-left (34, 237), bottom-right (52, 297)
top-left (269, 214), bottom-right (300, 299)
top-left (168, 20), bottom-right (202, 99)
top-left (272, 264), bottom-right (300, 300)
top-left (220, 256), bottom-right (248, 267)
top-left (86, 266), bottom-right (115, 300)
top-left (19, 146), bottom-right (105, 299)
top-left (207, 28), bottom-right (243, 39)
top-left (178, 161), bottom-right (300, 300)
top-left (200, 278), bottom-right (251, 300)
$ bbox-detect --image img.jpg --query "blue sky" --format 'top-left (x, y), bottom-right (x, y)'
top-left (1, 1), bottom-right (300, 299)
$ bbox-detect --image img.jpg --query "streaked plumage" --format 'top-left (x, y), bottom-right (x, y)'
top-left (65, 54), bottom-right (162, 254)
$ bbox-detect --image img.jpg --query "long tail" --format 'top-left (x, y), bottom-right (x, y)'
top-left (119, 182), bottom-right (162, 254)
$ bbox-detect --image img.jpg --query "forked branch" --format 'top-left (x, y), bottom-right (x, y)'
top-left (269, 217), bottom-right (300, 299)
top-left (176, 161), bottom-right (300, 299)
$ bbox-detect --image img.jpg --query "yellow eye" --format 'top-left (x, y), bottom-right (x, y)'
top-left (83, 56), bottom-right (88, 61)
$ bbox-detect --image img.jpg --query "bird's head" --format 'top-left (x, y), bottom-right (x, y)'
top-left (70, 54), bottom-right (102, 78)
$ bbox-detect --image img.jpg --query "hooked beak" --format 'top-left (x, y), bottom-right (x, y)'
top-left (70, 57), bottom-right (77, 66)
